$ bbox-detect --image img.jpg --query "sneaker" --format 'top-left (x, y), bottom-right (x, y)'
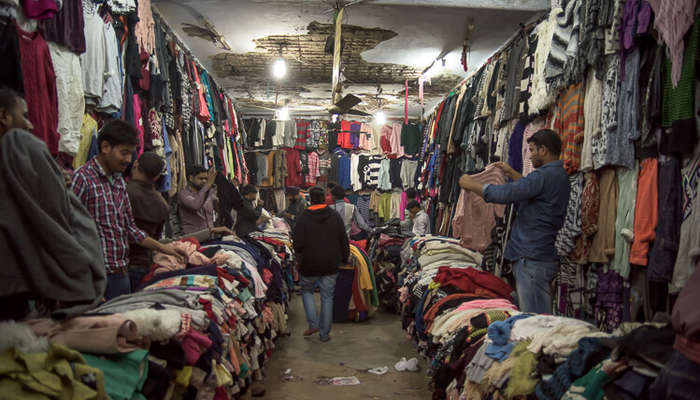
top-left (303, 328), bottom-right (319, 337)
top-left (320, 336), bottom-right (331, 342)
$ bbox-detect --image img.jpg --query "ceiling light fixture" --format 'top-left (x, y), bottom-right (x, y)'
top-left (375, 111), bottom-right (387, 125)
top-left (331, 114), bottom-right (339, 123)
top-left (277, 106), bottom-right (290, 121)
top-left (272, 58), bottom-right (287, 79)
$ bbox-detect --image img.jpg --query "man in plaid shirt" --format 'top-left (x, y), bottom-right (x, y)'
top-left (72, 120), bottom-right (186, 300)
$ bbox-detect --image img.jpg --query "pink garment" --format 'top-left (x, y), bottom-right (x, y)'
top-left (359, 123), bottom-right (372, 150)
top-left (455, 299), bottom-right (518, 312)
top-left (648, 0), bottom-right (696, 86)
top-left (26, 315), bottom-right (149, 354)
top-left (133, 94), bottom-right (145, 157)
top-left (452, 164), bottom-right (506, 252)
top-left (22, 0), bottom-right (58, 20)
top-left (153, 241), bottom-right (227, 274)
top-left (181, 329), bottom-right (213, 365)
top-left (390, 122), bottom-right (405, 157)
top-left (522, 118), bottom-right (546, 177)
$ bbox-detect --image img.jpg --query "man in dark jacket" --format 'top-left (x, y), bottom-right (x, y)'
top-left (235, 184), bottom-right (269, 237)
top-left (292, 186), bottom-right (349, 342)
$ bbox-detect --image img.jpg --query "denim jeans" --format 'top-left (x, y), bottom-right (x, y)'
top-left (129, 265), bottom-right (149, 292)
top-left (300, 273), bottom-right (338, 340)
top-left (104, 273), bottom-right (131, 301)
top-left (512, 258), bottom-right (558, 314)
top-left (649, 350), bottom-right (700, 400)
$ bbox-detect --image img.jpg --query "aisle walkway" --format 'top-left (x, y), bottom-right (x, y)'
top-left (250, 294), bottom-right (432, 399)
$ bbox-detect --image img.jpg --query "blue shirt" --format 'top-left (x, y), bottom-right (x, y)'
top-left (483, 160), bottom-right (569, 262)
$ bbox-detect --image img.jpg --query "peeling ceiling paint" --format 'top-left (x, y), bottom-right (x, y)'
top-left (153, 0), bottom-right (545, 117)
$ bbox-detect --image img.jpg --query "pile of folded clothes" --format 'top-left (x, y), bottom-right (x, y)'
top-left (0, 228), bottom-right (292, 399)
top-left (399, 239), bottom-right (678, 400)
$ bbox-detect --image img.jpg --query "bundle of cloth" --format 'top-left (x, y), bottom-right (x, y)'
top-left (368, 227), bottom-right (413, 313)
top-left (333, 242), bottom-right (379, 323)
top-left (0, 229), bottom-right (292, 399)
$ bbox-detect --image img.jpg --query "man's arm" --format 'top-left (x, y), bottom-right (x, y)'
top-left (459, 169), bottom-right (545, 204)
top-left (352, 206), bottom-right (371, 232)
top-left (178, 185), bottom-right (213, 211)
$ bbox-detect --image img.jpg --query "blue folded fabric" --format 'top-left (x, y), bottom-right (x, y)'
top-left (485, 314), bottom-right (533, 361)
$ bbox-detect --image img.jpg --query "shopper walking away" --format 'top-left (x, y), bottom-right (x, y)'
top-left (72, 119), bottom-right (187, 300)
top-left (292, 186), bottom-right (349, 342)
top-left (458, 129), bottom-right (569, 314)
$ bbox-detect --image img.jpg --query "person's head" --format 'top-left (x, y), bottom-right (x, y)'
top-left (407, 200), bottom-right (421, 217)
top-left (405, 188), bottom-right (417, 200)
top-left (526, 129), bottom-right (562, 168)
top-left (286, 186), bottom-right (300, 201)
top-left (331, 185), bottom-right (346, 201)
top-left (187, 165), bottom-right (209, 190)
top-left (309, 186), bottom-right (326, 205)
top-left (97, 119), bottom-right (140, 174)
top-left (240, 184), bottom-right (258, 202)
top-left (0, 89), bottom-right (33, 136)
top-left (133, 152), bottom-right (165, 183)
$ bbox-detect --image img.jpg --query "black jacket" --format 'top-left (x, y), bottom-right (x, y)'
top-left (292, 205), bottom-right (349, 277)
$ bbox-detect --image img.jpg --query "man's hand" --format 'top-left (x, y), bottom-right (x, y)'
top-left (211, 226), bottom-right (234, 236)
top-left (459, 174), bottom-right (485, 197)
top-left (206, 168), bottom-right (217, 186)
top-left (161, 243), bottom-right (188, 263)
top-left (494, 161), bottom-right (522, 181)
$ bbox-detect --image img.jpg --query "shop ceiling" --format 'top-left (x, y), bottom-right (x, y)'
top-left (153, 0), bottom-right (547, 117)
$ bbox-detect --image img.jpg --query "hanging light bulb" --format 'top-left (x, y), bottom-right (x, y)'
top-left (331, 114), bottom-right (339, 123)
top-left (272, 58), bottom-right (287, 79)
top-left (277, 106), bottom-right (290, 121)
top-left (375, 111), bottom-right (387, 125)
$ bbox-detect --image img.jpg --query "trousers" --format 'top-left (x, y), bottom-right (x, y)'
top-left (513, 258), bottom-right (558, 314)
top-left (300, 273), bottom-right (338, 340)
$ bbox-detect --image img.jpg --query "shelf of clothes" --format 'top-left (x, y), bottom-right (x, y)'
top-left (396, 235), bottom-right (693, 400)
top-left (0, 223), bottom-right (294, 399)
top-left (0, 0), bottom-right (249, 197)
top-left (407, 0), bottom-right (700, 334)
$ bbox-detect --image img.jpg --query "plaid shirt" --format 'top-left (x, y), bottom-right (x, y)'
top-left (72, 158), bottom-right (147, 274)
top-left (306, 151), bottom-right (320, 186)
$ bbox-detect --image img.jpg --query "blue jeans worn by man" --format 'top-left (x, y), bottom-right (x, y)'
top-left (300, 273), bottom-right (338, 341)
top-left (512, 258), bottom-right (558, 314)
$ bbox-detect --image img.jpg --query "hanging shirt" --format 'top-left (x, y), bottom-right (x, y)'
top-left (306, 151), bottom-right (320, 186)
top-left (453, 165), bottom-right (507, 252)
top-left (285, 148), bottom-right (303, 187)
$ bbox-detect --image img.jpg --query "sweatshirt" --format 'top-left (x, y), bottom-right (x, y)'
top-left (292, 204), bottom-right (349, 277)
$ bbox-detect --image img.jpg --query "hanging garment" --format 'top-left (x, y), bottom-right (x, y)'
top-left (553, 81), bottom-right (585, 174)
top-left (96, 21), bottom-right (123, 115)
top-left (453, 164), bottom-right (506, 252)
top-left (16, 25), bottom-right (59, 156)
top-left (581, 70), bottom-right (603, 172)
top-left (589, 168), bottom-right (618, 264)
top-left (49, 42), bottom-right (85, 157)
top-left (555, 172), bottom-right (584, 257)
top-left (612, 163), bottom-right (639, 279)
top-left (629, 158), bottom-right (658, 266)
top-left (39, 0), bottom-right (85, 53)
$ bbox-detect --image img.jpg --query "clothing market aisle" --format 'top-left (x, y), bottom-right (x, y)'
top-left (246, 294), bottom-right (431, 399)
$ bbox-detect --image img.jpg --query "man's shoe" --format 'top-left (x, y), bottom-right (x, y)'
top-left (303, 328), bottom-right (319, 337)
top-left (320, 336), bottom-right (331, 343)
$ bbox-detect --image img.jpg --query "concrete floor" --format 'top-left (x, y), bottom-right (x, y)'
top-left (250, 294), bottom-right (432, 399)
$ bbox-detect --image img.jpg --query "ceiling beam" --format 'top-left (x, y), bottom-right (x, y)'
top-left (247, 0), bottom-right (549, 11)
